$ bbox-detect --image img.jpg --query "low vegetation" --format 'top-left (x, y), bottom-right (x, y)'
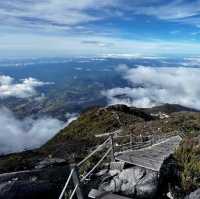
top-left (174, 133), bottom-right (200, 194)
top-left (0, 103), bottom-right (200, 198)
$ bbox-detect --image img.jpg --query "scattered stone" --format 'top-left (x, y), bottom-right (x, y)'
top-left (167, 192), bottom-right (174, 199)
top-left (31, 176), bottom-right (37, 182)
top-left (35, 158), bottom-right (66, 169)
top-left (0, 165), bottom-right (69, 199)
top-left (185, 188), bottom-right (200, 199)
top-left (95, 169), bottom-right (108, 177)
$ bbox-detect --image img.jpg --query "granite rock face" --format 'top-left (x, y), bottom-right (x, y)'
top-left (98, 157), bottom-right (183, 199)
top-left (135, 171), bottom-right (158, 199)
top-left (99, 166), bottom-right (159, 198)
top-left (0, 165), bottom-right (69, 199)
top-left (185, 189), bottom-right (200, 199)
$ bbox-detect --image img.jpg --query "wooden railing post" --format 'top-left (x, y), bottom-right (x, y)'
top-left (71, 164), bottom-right (84, 199)
top-left (110, 134), bottom-right (115, 161)
top-left (153, 135), bottom-right (156, 144)
top-left (130, 134), bottom-right (133, 150)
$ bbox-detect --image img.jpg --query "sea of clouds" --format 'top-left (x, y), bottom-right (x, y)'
top-left (0, 74), bottom-right (79, 155)
top-left (0, 107), bottom-right (77, 155)
top-left (103, 64), bottom-right (200, 110)
top-left (0, 75), bottom-right (53, 98)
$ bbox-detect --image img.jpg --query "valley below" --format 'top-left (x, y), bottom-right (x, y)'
top-left (0, 57), bottom-right (200, 198)
top-left (1, 0), bottom-right (200, 197)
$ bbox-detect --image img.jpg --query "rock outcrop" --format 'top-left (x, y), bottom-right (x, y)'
top-left (0, 160), bottom-right (69, 199)
top-left (185, 188), bottom-right (200, 199)
top-left (0, 104), bottom-right (199, 198)
top-left (99, 166), bottom-right (159, 199)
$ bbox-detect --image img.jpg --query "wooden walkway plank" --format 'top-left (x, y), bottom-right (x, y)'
top-left (115, 136), bottom-right (182, 171)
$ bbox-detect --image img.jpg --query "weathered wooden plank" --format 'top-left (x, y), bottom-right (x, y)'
top-left (110, 161), bottom-right (125, 171)
top-left (116, 155), bottom-right (161, 171)
top-left (95, 129), bottom-right (123, 138)
top-left (115, 136), bottom-right (182, 171)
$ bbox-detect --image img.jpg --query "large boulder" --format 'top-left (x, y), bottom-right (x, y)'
top-left (0, 180), bottom-right (56, 199)
top-left (99, 166), bottom-right (158, 198)
top-left (0, 165), bottom-right (69, 199)
top-left (185, 189), bottom-right (200, 199)
top-left (135, 171), bottom-right (158, 199)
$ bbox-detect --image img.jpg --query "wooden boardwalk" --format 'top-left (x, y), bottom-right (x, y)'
top-left (59, 133), bottom-right (183, 199)
top-left (115, 135), bottom-right (182, 171)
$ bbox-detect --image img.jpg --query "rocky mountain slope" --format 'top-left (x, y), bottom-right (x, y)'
top-left (0, 104), bottom-right (200, 198)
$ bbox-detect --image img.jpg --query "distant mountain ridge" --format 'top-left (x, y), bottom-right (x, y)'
top-left (143, 103), bottom-right (199, 114)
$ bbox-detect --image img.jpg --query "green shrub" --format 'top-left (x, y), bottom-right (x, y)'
top-left (174, 134), bottom-right (200, 193)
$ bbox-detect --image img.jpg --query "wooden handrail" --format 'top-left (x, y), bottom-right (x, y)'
top-left (59, 139), bottom-right (113, 198)
top-left (114, 134), bottom-right (131, 138)
top-left (116, 142), bottom-right (131, 147)
top-left (77, 137), bottom-right (110, 167)
top-left (114, 134), bottom-right (153, 139)
top-left (69, 184), bottom-right (79, 199)
top-left (59, 130), bottom-right (181, 199)
top-left (95, 129), bottom-right (123, 138)
top-left (58, 168), bottom-right (75, 199)
top-left (115, 139), bottom-right (152, 148)
top-left (80, 147), bottom-right (112, 182)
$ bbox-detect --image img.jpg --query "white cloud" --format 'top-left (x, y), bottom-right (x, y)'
top-left (2, 33), bottom-right (200, 58)
top-left (136, 1), bottom-right (200, 20)
top-left (1, 0), bottom-right (200, 29)
top-left (0, 0), bottom-right (116, 29)
top-left (103, 65), bottom-right (200, 109)
top-left (181, 57), bottom-right (200, 67)
top-left (0, 0), bottom-right (200, 37)
top-left (0, 107), bottom-right (63, 154)
top-left (117, 0), bottom-right (200, 27)
top-left (65, 113), bottom-right (78, 125)
top-left (1, 1), bottom-right (200, 57)
top-left (82, 40), bottom-right (115, 47)
top-left (0, 75), bottom-right (53, 98)
top-left (0, 107), bottom-right (77, 154)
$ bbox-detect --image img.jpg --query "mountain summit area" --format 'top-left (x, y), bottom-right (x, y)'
top-left (0, 104), bottom-right (200, 199)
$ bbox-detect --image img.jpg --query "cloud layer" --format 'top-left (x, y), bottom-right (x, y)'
top-left (0, 107), bottom-right (77, 154)
top-left (0, 0), bottom-right (114, 29)
top-left (2, 0), bottom-right (200, 29)
top-left (129, 0), bottom-right (200, 25)
top-left (103, 65), bottom-right (200, 109)
top-left (0, 75), bottom-right (52, 98)
top-left (1, 1), bottom-right (200, 57)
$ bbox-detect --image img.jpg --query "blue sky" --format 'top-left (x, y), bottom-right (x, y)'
top-left (1, 0), bottom-right (200, 58)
